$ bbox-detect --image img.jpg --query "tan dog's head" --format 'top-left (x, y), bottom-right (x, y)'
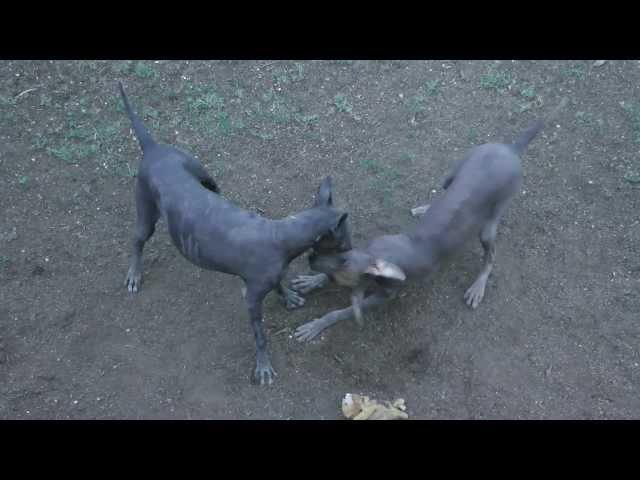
top-left (308, 248), bottom-right (405, 326)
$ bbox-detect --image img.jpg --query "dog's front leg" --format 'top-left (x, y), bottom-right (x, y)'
top-left (294, 290), bottom-right (393, 342)
top-left (289, 272), bottom-right (330, 295)
top-left (244, 283), bottom-right (277, 385)
top-left (276, 281), bottom-right (306, 310)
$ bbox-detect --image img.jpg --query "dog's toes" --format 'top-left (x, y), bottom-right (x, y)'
top-left (294, 320), bottom-right (322, 342)
top-left (289, 276), bottom-right (317, 294)
top-left (125, 267), bottom-right (142, 293)
top-left (464, 282), bottom-right (485, 309)
top-left (286, 294), bottom-right (306, 310)
top-left (126, 278), bottom-right (140, 293)
top-left (254, 357), bottom-right (277, 386)
top-left (258, 367), bottom-right (276, 386)
top-left (289, 279), bottom-right (306, 293)
top-left (281, 287), bottom-right (306, 310)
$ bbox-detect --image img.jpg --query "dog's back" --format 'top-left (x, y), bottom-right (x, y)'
top-left (411, 143), bottom-right (522, 256)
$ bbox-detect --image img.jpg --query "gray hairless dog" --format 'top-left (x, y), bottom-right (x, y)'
top-left (290, 100), bottom-right (567, 341)
top-left (118, 82), bottom-right (351, 383)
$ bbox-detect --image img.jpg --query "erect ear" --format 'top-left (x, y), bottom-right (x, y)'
top-left (364, 259), bottom-right (406, 281)
top-left (315, 176), bottom-right (333, 206)
top-left (332, 212), bottom-right (348, 232)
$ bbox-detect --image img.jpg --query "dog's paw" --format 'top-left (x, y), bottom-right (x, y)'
top-left (294, 318), bottom-right (326, 342)
top-left (464, 278), bottom-right (487, 309)
top-left (253, 355), bottom-right (277, 386)
top-left (290, 274), bottom-right (327, 294)
top-left (125, 267), bottom-right (142, 293)
top-left (282, 287), bottom-right (306, 310)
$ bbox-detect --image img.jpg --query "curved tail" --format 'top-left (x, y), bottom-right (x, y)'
top-left (512, 97), bottom-right (568, 154)
top-left (118, 81), bottom-right (155, 152)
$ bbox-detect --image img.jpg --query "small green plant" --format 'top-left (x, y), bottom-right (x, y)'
top-left (67, 124), bottom-right (93, 141)
top-left (294, 113), bottom-right (319, 126)
top-left (216, 111), bottom-right (232, 135)
top-left (112, 61), bottom-right (132, 74)
top-left (39, 94), bottom-right (52, 107)
top-left (273, 63), bottom-right (305, 84)
top-left (0, 255), bottom-right (9, 267)
top-left (621, 102), bottom-right (640, 142)
top-left (563, 66), bottom-right (585, 80)
top-left (262, 88), bottom-right (275, 103)
top-left (468, 127), bottom-right (478, 144)
top-left (408, 92), bottom-right (427, 115)
top-left (143, 106), bottom-right (159, 119)
top-left (189, 90), bottom-right (224, 112)
top-left (134, 62), bottom-right (156, 79)
top-left (334, 93), bottom-right (353, 114)
top-left (400, 151), bottom-right (416, 163)
top-left (269, 98), bottom-right (294, 123)
top-left (359, 158), bottom-right (383, 173)
top-left (232, 118), bottom-right (245, 130)
top-left (520, 86), bottom-right (536, 99)
top-left (0, 96), bottom-right (17, 107)
top-left (32, 134), bottom-right (50, 150)
top-left (47, 144), bottom-right (98, 164)
top-left (252, 130), bottom-right (275, 141)
top-left (18, 175), bottom-right (29, 188)
top-left (480, 69), bottom-right (513, 91)
top-left (84, 60), bottom-right (101, 70)
top-left (624, 172), bottom-right (640, 184)
top-left (291, 62), bottom-right (305, 82)
top-left (273, 68), bottom-right (289, 85)
top-left (424, 79), bottom-right (441, 96)
top-left (575, 111), bottom-right (596, 125)
top-left (407, 80), bottom-right (441, 120)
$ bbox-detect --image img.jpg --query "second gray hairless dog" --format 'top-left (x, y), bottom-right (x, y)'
top-left (290, 99), bottom-right (567, 341)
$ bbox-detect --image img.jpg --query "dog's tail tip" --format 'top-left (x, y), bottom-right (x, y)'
top-left (116, 81), bottom-right (155, 152)
top-left (512, 97), bottom-right (569, 154)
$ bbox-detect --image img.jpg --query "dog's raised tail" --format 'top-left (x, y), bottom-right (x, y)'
top-left (512, 97), bottom-right (568, 154)
top-left (118, 81), bottom-right (155, 152)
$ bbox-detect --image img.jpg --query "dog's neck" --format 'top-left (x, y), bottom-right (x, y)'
top-left (274, 208), bottom-right (337, 259)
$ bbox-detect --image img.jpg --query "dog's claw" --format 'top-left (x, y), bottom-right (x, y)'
top-left (294, 318), bottom-right (326, 342)
top-left (254, 357), bottom-right (277, 385)
top-left (125, 267), bottom-right (142, 293)
top-left (464, 278), bottom-right (487, 309)
top-left (290, 274), bottom-right (326, 294)
top-left (281, 287), bottom-right (306, 310)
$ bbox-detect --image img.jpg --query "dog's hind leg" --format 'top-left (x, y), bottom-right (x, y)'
top-left (442, 152), bottom-right (471, 189)
top-left (183, 159), bottom-right (220, 194)
top-left (463, 202), bottom-right (511, 309)
top-left (244, 281), bottom-right (278, 385)
top-left (125, 179), bottom-right (160, 293)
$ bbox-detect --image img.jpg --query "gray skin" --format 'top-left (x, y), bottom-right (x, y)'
top-left (118, 82), bottom-right (352, 384)
top-left (291, 100), bottom-right (567, 341)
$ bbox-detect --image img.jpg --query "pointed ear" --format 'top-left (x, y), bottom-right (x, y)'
top-left (364, 259), bottom-right (406, 281)
top-left (333, 212), bottom-right (348, 232)
top-left (315, 176), bottom-right (333, 206)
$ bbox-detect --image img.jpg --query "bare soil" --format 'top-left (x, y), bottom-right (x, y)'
top-left (1, 60), bottom-right (639, 419)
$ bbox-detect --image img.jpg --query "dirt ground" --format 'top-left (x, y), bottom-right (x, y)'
top-left (1, 60), bottom-right (639, 419)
